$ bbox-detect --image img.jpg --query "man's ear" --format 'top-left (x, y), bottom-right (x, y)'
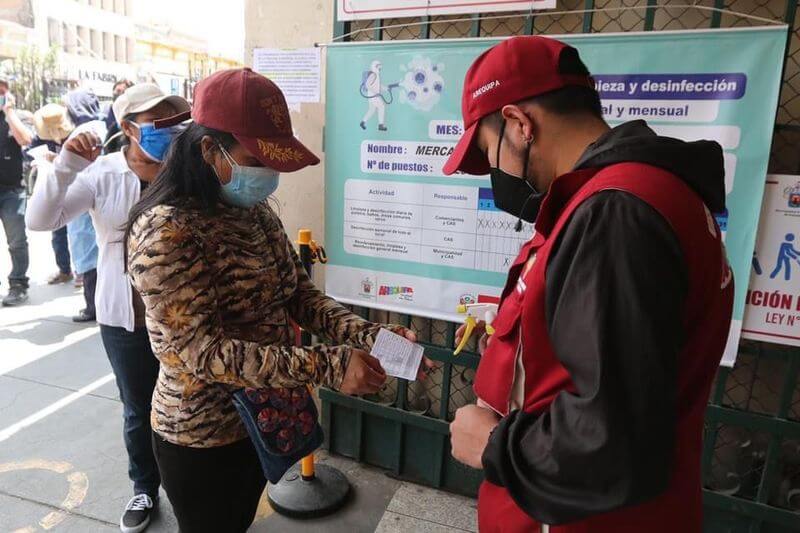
top-left (501, 104), bottom-right (536, 145)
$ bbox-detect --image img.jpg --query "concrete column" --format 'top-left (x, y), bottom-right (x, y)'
top-left (244, 0), bottom-right (333, 285)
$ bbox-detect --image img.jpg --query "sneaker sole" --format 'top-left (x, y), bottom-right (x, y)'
top-left (119, 514), bottom-right (151, 533)
top-left (2, 299), bottom-right (29, 307)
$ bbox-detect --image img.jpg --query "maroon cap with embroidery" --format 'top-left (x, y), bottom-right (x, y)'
top-left (443, 36), bottom-right (594, 176)
top-left (192, 68), bottom-right (319, 172)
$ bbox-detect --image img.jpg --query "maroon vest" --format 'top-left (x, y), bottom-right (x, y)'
top-left (475, 163), bottom-right (733, 533)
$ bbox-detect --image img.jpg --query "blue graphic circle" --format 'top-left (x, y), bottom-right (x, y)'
top-left (414, 72), bottom-right (426, 85)
top-left (407, 91), bottom-right (417, 101)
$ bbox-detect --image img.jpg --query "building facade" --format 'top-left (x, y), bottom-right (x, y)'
top-left (32, 0), bottom-right (136, 98)
top-left (135, 22), bottom-right (241, 100)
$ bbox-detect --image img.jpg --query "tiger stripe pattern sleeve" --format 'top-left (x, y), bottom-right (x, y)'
top-left (128, 206), bottom-right (352, 391)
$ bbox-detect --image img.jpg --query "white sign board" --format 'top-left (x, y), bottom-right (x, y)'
top-left (337, 0), bottom-right (556, 21)
top-left (252, 48), bottom-right (322, 104)
top-left (742, 174), bottom-right (800, 346)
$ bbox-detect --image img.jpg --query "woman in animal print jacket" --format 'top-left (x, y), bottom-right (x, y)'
top-left (125, 69), bottom-right (423, 533)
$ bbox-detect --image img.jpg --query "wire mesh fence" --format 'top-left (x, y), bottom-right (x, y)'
top-left (331, 1), bottom-right (800, 527)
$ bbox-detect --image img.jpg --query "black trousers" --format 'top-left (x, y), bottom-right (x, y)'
top-left (152, 432), bottom-right (267, 533)
top-left (52, 226), bottom-right (71, 274)
top-left (82, 268), bottom-right (97, 316)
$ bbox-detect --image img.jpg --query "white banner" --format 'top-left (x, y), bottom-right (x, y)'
top-left (742, 174), bottom-right (800, 346)
top-left (337, 0), bottom-right (555, 21)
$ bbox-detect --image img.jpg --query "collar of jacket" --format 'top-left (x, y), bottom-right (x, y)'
top-left (532, 167), bottom-right (600, 240)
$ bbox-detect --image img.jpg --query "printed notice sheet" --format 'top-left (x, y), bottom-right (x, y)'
top-left (370, 328), bottom-right (424, 381)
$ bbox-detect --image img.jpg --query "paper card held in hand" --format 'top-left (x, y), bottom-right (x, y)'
top-left (370, 328), bottom-right (424, 381)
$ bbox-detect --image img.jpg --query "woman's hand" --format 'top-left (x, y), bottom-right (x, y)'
top-left (388, 326), bottom-right (436, 380)
top-left (339, 348), bottom-right (387, 395)
top-left (64, 132), bottom-right (102, 162)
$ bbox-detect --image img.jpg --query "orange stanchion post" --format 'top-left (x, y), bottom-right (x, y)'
top-left (300, 453), bottom-right (315, 481)
top-left (267, 230), bottom-right (350, 518)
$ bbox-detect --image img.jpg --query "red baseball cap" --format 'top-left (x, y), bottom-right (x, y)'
top-left (192, 68), bottom-right (319, 172)
top-left (443, 36), bottom-right (593, 176)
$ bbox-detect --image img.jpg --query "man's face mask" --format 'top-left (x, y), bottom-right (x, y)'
top-left (489, 119), bottom-right (543, 230)
top-left (130, 122), bottom-right (183, 163)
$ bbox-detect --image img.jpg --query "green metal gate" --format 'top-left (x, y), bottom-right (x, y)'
top-left (321, 2), bottom-right (800, 531)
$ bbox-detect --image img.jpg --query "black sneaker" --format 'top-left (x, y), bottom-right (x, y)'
top-left (2, 285), bottom-right (28, 306)
top-left (72, 309), bottom-right (96, 323)
top-left (120, 493), bottom-right (156, 533)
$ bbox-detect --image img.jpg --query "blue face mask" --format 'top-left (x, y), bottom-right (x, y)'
top-left (131, 122), bottom-right (182, 162)
top-left (217, 145), bottom-right (280, 208)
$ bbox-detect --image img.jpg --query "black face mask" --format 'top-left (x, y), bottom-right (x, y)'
top-left (489, 120), bottom-right (543, 231)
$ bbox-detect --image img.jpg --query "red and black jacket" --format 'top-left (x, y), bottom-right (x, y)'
top-left (476, 121), bottom-right (734, 532)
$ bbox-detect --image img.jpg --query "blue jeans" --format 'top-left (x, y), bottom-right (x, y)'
top-left (100, 325), bottom-right (161, 496)
top-left (52, 226), bottom-right (71, 274)
top-left (0, 187), bottom-right (29, 288)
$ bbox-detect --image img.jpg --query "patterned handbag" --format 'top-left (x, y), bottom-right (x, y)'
top-left (232, 386), bottom-right (323, 483)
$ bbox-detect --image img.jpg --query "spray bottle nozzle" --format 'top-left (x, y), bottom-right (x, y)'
top-left (453, 303), bottom-right (498, 355)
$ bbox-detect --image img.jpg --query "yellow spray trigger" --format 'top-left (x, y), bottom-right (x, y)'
top-left (454, 302), bottom-right (499, 355)
top-left (454, 316), bottom-right (476, 355)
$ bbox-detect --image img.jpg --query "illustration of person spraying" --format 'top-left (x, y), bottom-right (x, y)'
top-left (769, 233), bottom-right (800, 281)
top-left (359, 57), bottom-right (444, 132)
top-left (360, 61), bottom-right (398, 132)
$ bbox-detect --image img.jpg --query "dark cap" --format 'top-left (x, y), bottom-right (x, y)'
top-left (192, 68), bottom-right (319, 172)
top-left (443, 36), bottom-right (593, 176)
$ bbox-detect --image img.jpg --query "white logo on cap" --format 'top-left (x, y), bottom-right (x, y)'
top-left (472, 79), bottom-right (501, 100)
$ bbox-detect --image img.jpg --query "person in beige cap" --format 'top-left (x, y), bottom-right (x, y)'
top-left (26, 83), bottom-right (190, 533)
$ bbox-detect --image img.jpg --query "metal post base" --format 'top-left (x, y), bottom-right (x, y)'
top-left (267, 464), bottom-right (351, 518)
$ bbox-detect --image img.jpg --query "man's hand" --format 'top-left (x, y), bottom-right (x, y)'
top-left (339, 348), bottom-right (387, 395)
top-left (455, 321), bottom-right (491, 354)
top-left (64, 132), bottom-right (102, 162)
top-left (450, 404), bottom-right (500, 469)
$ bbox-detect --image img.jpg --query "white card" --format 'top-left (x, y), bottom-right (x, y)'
top-left (370, 328), bottom-right (424, 381)
top-left (26, 144), bottom-right (53, 162)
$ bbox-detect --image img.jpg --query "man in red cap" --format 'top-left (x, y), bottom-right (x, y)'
top-left (446, 36), bottom-right (733, 532)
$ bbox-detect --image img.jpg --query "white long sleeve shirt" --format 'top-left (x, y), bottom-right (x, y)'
top-left (26, 148), bottom-right (142, 331)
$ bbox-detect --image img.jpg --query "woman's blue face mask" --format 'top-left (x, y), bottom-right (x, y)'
top-left (130, 122), bottom-right (184, 162)
top-left (217, 145), bottom-right (280, 209)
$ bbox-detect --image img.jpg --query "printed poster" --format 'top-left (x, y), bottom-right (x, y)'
top-left (337, 0), bottom-right (556, 21)
top-left (253, 48), bottom-right (322, 104)
top-left (742, 175), bottom-right (800, 346)
top-left (324, 28), bottom-right (787, 366)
